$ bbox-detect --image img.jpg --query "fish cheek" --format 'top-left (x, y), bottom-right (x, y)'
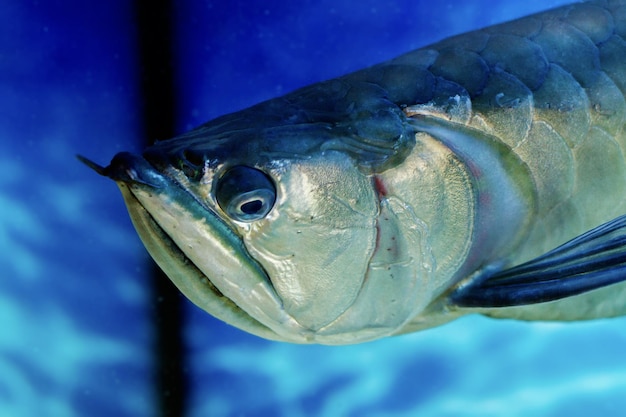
top-left (314, 196), bottom-right (437, 342)
top-left (242, 154), bottom-right (379, 332)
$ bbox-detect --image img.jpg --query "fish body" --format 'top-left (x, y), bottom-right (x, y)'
top-left (82, 0), bottom-right (626, 344)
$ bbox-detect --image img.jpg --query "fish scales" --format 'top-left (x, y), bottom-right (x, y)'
top-left (405, 0), bottom-right (626, 324)
top-left (82, 0), bottom-right (626, 344)
top-left (372, 0), bottom-right (626, 253)
top-left (357, 0), bottom-right (626, 325)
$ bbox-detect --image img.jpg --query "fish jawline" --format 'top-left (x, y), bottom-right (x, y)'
top-left (114, 181), bottom-right (292, 342)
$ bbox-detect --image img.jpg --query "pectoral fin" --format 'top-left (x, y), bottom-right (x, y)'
top-left (451, 215), bottom-right (626, 308)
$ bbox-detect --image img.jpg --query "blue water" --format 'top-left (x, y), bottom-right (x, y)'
top-left (3, 1), bottom-right (626, 416)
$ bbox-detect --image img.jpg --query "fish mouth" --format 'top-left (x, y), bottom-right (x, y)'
top-left (78, 152), bottom-right (310, 343)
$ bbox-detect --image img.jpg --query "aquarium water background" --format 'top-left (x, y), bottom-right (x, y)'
top-left (3, 0), bottom-right (626, 416)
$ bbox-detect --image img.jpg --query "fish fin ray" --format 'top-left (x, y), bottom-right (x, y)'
top-left (451, 215), bottom-right (626, 308)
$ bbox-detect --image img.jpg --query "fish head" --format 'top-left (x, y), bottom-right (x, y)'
top-left (82, 78), bottom-right (484, 344)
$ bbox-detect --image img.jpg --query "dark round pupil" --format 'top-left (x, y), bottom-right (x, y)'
top-left (214, 165), bottom-right (276, 222)
top-left (240, 200), bottom-right (263, 215)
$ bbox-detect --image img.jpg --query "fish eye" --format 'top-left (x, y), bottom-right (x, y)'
top-left (215, 165), bottom-right (276, 222)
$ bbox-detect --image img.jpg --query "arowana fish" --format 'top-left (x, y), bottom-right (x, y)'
top-left (80, 0), bottom-right (626, 344)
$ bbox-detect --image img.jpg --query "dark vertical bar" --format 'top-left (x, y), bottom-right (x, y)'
top-left (134, 1), bottom-right (187, 416)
